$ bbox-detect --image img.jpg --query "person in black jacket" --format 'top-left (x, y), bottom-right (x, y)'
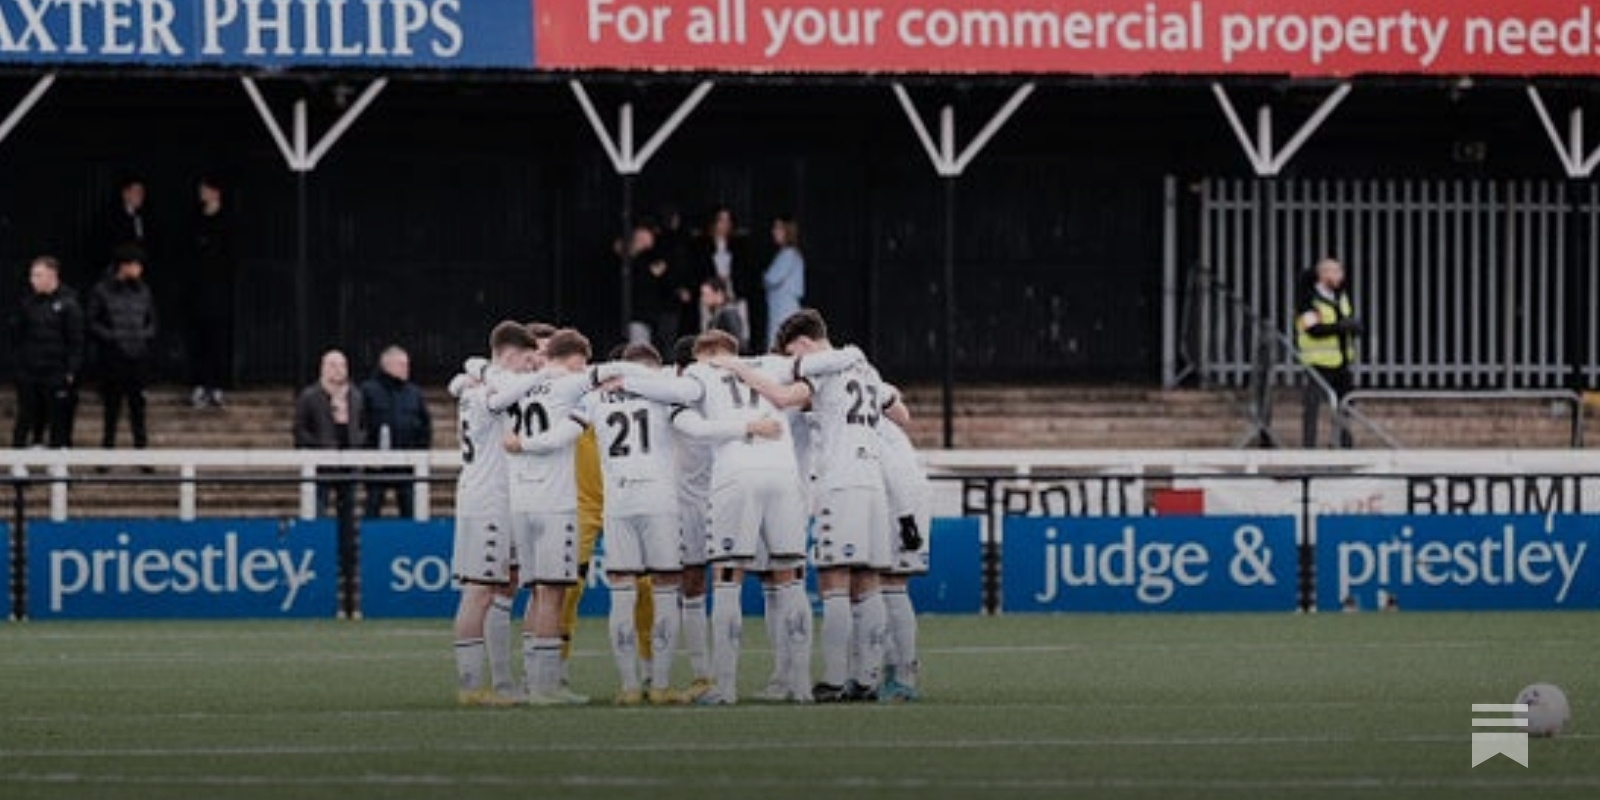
top-left (105, 177), bottom-right (150, 262)
top-left (699, 276), bottom-right (747, 351)
top-left (360, 345), bottom-right (432, 518)
top-left (9, 256), bottom-right (84, 448)
top-left (295, 350), bottom-right (367, 519)
top-left (694, 206), bottom-right (762, 348)
top-left (87, 246), bottom-right (158, 451)
top-left (186, 176), bottom-right (236, 409)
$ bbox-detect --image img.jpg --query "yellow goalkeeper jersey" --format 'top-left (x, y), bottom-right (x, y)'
top-left (575, 426), bottom-right (603, 533)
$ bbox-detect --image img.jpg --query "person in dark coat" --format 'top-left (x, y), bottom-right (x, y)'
top-left (295, 349), bottom-right (367, 519)
top-left (86, 246), bottom-right (157, 451)
top-left (105, 177), bottom-right (150, 262)
top-left (9, 256), bottom-right (84, 448)
top-left (699, 276), bottom-right (747, 352)
top-left (694, 206), bottom-right (762, 348)
top-left (360, 345), bottom-right (432, 518)
top-left (627, 224), bottom-right (691, 357)
top-left (186, 176), bottom-right (236, 408)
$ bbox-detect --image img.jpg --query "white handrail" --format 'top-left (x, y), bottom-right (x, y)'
top-left (6, 448), bottom-right (1599, 522)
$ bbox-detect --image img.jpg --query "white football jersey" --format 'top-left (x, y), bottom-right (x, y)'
top-left (683, 359), bottom-right (798, 473)
top-left (454, 382), bottom-right (511, 515)
top-left (581, 386), bottom-right (679, 516)
top-left (798, 353), bottom-right (890, 492)
top-left (504, 369), bottom-right (592, 514)
top-left (878, 418), bottom-right (928, 519)
top-left (672, 407), bottom-right (716, 507)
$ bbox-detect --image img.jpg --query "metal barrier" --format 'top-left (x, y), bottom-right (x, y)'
top-left (1186, 177), bottom-right (1600, 390)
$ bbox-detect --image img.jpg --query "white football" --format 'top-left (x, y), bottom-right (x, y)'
top-left (1516, 683), bottom-right (1571, 738)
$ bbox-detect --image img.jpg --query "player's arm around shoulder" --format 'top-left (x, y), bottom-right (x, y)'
top-left (671, 404), bottom-right (782, 443)
top-left (713, 354), bottom-right (812, 409)
top-left (623, 371), bottom-right (704, 406)
top-left (795, 345), bottom-right (865, 379)
top-left (505, 396), bottom-right (590, 455)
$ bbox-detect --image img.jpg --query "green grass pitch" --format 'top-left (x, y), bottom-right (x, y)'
top-left (2, 612), bottom-right (1597, 799)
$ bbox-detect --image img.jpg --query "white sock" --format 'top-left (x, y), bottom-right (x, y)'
top-left (485, 597), bottom-right (514, 694)
top-left (651, 585), bottom-right (681, 690)
top-left (849, 596), bottom-right (865, 679)
top-left (883, 588), bottom-right (918, 687)
top-left (682, 594), bottom-right (710, 681)
top-left (762, 583), bottom-right (785, 687)
top-left (523, 635), bottom-right (563, 695)
top-left (609, 585), bottom-right (641, 692)
top-left (711, 582), bottom-right (743, 699)
top-left (820, 592), bottom-right (852, 687)
top-left (778, 581), bottom-right (813, 693)
top-left (852, 591), bottom-right (887, 689)
top-left (453, 639), bottom-right (485, 692)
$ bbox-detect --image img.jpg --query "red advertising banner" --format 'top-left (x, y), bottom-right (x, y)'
top-left (534, 0), bottom-right (1600, 76)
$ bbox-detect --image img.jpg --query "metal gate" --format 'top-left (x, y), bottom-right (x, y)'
top-left (1184, 178), bottom-right (1599, 389)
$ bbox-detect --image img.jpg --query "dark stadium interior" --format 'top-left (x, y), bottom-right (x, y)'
top-left (0, 75), bottom-right (1582, 385)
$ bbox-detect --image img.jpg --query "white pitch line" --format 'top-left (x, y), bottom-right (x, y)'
top-left (9, 772), bottom-right (1600, 791)
top-left (0, 700), bottom-right (1421, 724)
top-left (7, 732), bottom-right (1591, 760)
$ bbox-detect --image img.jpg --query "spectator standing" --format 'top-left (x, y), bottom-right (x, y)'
top-left (295, 350), bottom-right (367, 519)
top-left (763, 215), bottom-right (805, 346)
top-left (9, 256), bottom-right (84, 448)
top-left (1296, 258), bottom-right (1362, 448)
top-left (106, 177), bottom-right (150, 261)
top-left (700, 276), bottom-right (747, 351)
top-left (696, 206), bottom-right (758, 348)
top-left (360, 345), bottom-right (432, 518)
top-left (186, 176), bottom-right (236, 408)
top-left (627, 223), bottom-right (691, 355)
top-left (87, 246), bottom-right (157, 451)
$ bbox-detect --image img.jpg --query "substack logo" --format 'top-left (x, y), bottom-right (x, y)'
top-left (1471, 703), bottom-right (1529, 767)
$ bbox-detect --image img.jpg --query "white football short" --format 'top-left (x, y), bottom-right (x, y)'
top-left (885, 478), bottom-right (933, 576)
top-left (706, 469), bottom-right (807, 564)
top-left (452, 513), bottom-right (514, 585)
top-left (812, 486), bottom-right (892, 570)
top-left (603, 513), bottom-right (682, 574)
top-left (512, 512), bottom-right (579, 585)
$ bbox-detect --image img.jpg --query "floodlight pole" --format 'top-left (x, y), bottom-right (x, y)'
top-left (570, 80), bottom-right (714, 339)
top-left (892, 83), bottom-right (1034, 449)
top-left (239, 76), bottom-right (388, 382)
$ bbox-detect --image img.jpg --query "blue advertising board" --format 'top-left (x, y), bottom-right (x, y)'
top-left (0, 1), bottom-right (533, 68)
top-left (1003, 516), bottom-right (1298, 613)
top-left (1316, 515), bottom-right (1600, 611)
top-left (27, 519), bottom-right (337, 619)
top-left (911, 517), bottom-right (983, 613)
top-left (360, 517), bottom-right (985, 619)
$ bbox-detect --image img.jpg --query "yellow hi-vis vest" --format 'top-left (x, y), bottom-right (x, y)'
top-left (1296, 291), bottom-right (1355, 369)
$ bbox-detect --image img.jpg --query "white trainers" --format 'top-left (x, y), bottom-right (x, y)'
top-left (757, 674), bottom-right (789, 702)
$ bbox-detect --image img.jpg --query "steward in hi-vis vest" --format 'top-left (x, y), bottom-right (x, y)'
top-left (1296, 258), bottom-right (1362, 448)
